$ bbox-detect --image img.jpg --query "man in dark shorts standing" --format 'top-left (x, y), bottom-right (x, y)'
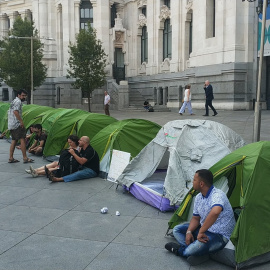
top-left (49, 136), bottom-right (99, 182)
top-left (28, 124), bottom-right (47, 156)
top-left (8, 89), bottom-right (34, 163)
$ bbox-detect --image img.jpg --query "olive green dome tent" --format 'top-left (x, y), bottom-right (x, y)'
top-left (91, 119), bottom-right (161, 178)
top-left (167, 141), bottom-right (270, 269)
top-left (43, 109), bottom-right (117, 156)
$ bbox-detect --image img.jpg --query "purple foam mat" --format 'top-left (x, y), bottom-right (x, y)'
top-left (124, 183), bottom-right (177, 212)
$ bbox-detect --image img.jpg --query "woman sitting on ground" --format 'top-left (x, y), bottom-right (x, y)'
top-left (25, 135), bottom-right (80, 177)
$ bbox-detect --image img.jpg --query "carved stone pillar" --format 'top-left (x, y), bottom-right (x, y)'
top-left (39, 0), bottom-right (48, 38)
top-left (74, 1), bottom-right (80, 35)
top-left (0, 14), bottom-right (8, 37)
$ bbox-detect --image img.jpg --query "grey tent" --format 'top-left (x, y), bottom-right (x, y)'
top-left (117, 120), bottom-right (246, 211)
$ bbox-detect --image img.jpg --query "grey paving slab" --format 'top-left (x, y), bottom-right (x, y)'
top-left (137, 204), bottom-right (174, 220)
top-left (85, 242), bottom-right (190, 270)
top-left (0, 174), bottom-right (50, 189)
top-left (113, 216), bottom-right (170, 248)
top-left (73, 187), bottom-right (147, 215)
top-left (0, 205), bottom-right (66, 233)
top-left (0, 234), bottom-right (107, 270)
top-left (38, 211), bottom-right (134, 241)
top-left (0, 172), bottom-right (21, 183)
top-left (14, 189), bottom-right (93, 210)
top-left (46, 176), bottom-right (113, 193)
top-left (0, 230), bottom-right (30, 255)
top-left (0, 186), bottom-right (40, 204)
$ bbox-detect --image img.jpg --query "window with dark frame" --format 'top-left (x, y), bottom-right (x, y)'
top-left (111, 3), bottom-right (117, 28)
top-left (164, 0), bottom-right (170, 8)
top-left (163, 19), bottom-right (172, 60)
top-left (142, 7), bottom-right (146, 16)
top-left (2, 88), bottom-right (9, 101)
top-left (80, 0), bottom-right (93, 29)
top-left (141, 26), bottom-right (148, 63)
top-left (189, 13), bottom-right (193, 55)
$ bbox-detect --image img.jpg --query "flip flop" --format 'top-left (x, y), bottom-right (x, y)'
top-left (23, 158), bottom-right (34, 164)
top-left (8, 158), bottom-right (20, 163)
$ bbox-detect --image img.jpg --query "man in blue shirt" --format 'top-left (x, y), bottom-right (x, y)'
top-left (165, 169), bottom-right (235, 266)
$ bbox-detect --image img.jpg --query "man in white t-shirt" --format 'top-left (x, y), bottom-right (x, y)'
top-left (165, 169), bottom-right (235, 266)
top-left (104, 91), bottom-right (110, 116)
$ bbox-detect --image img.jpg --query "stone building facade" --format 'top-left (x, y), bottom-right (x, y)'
top-left (0, 0), bottom-right (265, 111)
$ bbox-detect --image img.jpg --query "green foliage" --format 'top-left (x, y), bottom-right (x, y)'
top-left (67, 23), bottom-right (107, 112)
top-left (0, 17), bottom-right (47, 103)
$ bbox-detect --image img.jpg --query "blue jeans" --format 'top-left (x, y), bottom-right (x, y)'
top-left (63, 167), bottom-right (97, 182)
top-left (179, 101), bottom-right (193, 114)
top-left (173, 223), bottom-right (228, 257)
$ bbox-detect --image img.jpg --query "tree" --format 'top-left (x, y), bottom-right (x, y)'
top-left (0, 17), bottom-right (47, 104)
top-left (67, 23), bottom-right (107, 112)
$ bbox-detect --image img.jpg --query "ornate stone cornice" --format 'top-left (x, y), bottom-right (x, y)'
top-left (159, 5), bottom-right (171, 21)
top-left (137, 0), bottom-right (147, 8)
top-left (138, 13), bottom-right (147, 28)
top-left (186, 0), bottom-right (193, 11)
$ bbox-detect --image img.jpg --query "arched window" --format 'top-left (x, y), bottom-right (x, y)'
top-left (189, 13), bottom-right (193, 55)
top-left (80, 0), bottom-right (93, 29)
top-left (141, 26), bottom-right (148, 63)
top-left (163, 19), bottom-right (172, 60)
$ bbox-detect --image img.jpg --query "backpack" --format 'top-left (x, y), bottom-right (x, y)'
top-left (55, 149), bottom-right (80, 177)
top-left (148, 107), bottom-right (154, 112)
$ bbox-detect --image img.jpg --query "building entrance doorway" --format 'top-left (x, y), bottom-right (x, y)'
top-left (113, 48), bottom-right (125, 84)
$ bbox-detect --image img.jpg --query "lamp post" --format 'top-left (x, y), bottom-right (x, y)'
top-left (243, 0), bottom-right (269, 142)
top-left (9, 35), bottom-right (54, 104)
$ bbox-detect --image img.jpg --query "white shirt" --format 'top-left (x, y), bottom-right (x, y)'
top-left (184, 89), bottom-right (191, 102)
top-left (104, 94), bottom-right (110, 105)
top-left (8, 97), bottom-right (22, 130)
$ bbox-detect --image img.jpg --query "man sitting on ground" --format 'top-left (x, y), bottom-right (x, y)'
top-left (48, 136), bottom-right (99, 182)
top-left (28, 124), bottom-right (47, 156)
top-left (165, 169), bottom-right (235, 266)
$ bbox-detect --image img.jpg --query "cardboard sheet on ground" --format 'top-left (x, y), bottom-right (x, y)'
top-left (107, 150), bottom-right (131, 182)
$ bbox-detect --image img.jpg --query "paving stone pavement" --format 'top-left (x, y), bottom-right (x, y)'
top-left (0, 109), bottom-right (269, 270)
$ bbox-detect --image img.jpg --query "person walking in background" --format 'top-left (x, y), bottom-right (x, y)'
top-left (104, 91), bottom-right (110, 116)
top-left (179, 84), bottom-right (195, 116)
top-left (203, 80), bottom-right (217, 116)
top-left (8, 89), bottom-right (34, 163)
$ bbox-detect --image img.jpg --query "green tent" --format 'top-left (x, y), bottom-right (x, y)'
top-left (91, 119), bottom-right (161, 177)
top-left (0, 103), bottom-right (10, 132)
top-left (43, 109), bottom-right (117, 156)
top-left (167, 141), bottom-right (270, 267)
top-left (22, 104), bottom-right (53, 129)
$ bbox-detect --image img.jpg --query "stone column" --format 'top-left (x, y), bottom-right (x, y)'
top-left (8, 12), bottom-right (18, 29)
top-left (74, 0), bottom-right (80, 35)
top-left (118, 81), bottom-right (130, 109)
top-left (38, 0), bottom-right (48, 38)
top-left (0, 14), bottom-right (8, 37)
top-left (56, 4), bottom-right (63, 76)
top-left (20, 9), bottom-right (32, 21)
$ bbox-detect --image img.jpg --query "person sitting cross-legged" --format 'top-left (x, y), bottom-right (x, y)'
top-left (165, 169), bottom-right (235, 266)
top-left (28, 124), bottom-right (47, 156)
top-left (48, 136), bottom-right (99, 182)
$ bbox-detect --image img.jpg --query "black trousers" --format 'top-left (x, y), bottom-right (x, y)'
top-left (205, 99), bottom-right (217, 115)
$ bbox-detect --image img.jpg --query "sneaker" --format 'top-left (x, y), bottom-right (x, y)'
top-left (187, 254), bottom-right (210, 266)
top-left (213, 112), bottom-right (218, 116)
top-left (31, 171), bottom-right (38, 178)
top-left (179, 113), bottom-right (183, 115)
top-left (29, 165), bottom-right (35, 174)
top-left (165, 242), bottom-right (180, 256)
top-left (25, 169), bottom-right (31, 174)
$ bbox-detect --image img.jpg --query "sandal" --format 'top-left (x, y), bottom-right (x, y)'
top-left (8, 158), bottom-right (20, 163)
top-left (44, 166), bottom-right (49, 178)
top-left (23, 158), bottom-right (34, 164)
